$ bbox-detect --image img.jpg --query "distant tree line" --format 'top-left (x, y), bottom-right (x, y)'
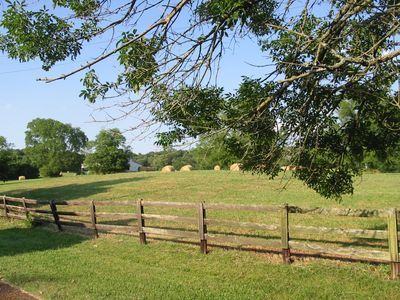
top-left (0, 137), bottom-right (39, 181)
top-left (1, 117), bottom-right (399, 181)
top-left (0, 118), bottom-right (131, 180)
top-left (132, 134), bottom-right (240, 170)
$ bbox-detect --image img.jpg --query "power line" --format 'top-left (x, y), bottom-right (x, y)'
top-left (0, 66), bottom-right (44, 75)
top-left (0, 59), bottom-right (91, 76)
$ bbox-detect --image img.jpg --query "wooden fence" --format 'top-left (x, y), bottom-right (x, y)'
top-left (1, 195), bottom-right (399, 279)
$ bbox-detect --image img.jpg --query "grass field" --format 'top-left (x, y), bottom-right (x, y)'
top-left (1, 171), bottom-right (399, 207)
top-left (1, 171), bottom-right (400, 299)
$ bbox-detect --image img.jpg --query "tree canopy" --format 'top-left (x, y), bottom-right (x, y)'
top-left (191, 133), bottom-right (239, 169)
top-left (25, 118), bottom-right (88, 177)
top-left (133, 147), bottom-right (197, 170)
top-left (0, 136), bottom-right (39, 181)
top-left (84, 128), bottom-right (130, 174)
top-left (0, 136), bottom-right (12, 181)
top-left (1, 0), bottom-right (399, 198)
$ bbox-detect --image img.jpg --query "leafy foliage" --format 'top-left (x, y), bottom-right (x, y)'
top-left (84, 129), bottom-right (130, 174)
top-left (0, 136), bottom-right (12, 181)
top-left (191, 134), bottom-right (239, 169)
top-left (0, 137), bottom-right (39, 181)
top-left (0, 1), bottom-right (98, 70)
top-left (25, 118), bottom-right (88, 177)
top-left (7, 149), bottom-right (39, 180)
top-left (153, 86), bottom-right (226, 147)
top-left (133, 149), bottom-right (197, 171)
top-left (339, 99), bottom-right (400, 173)
top-left (1, 0), bottom-right (399, 198)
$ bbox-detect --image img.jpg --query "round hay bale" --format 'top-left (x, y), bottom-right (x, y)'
top-left (230, 163), bottom-right (242, 172)
top-left (214, 165), bottom-right (221, 171)
top-left (180, 165), bottom-right (193, 172)
top-left (18, 176), bottom-right (26, 181)
top-left (281, 165), bottom-right (300, 171)
top-left (161, 165), bottom-right (175, 173)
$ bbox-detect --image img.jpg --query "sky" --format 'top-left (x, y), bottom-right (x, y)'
top-left (0, 4), bottom-right (268, 154)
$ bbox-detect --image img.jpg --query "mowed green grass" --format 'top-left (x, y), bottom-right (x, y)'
top-left (1, 171), bottom-right (399, 231)
top-left (0, 171), bottom-right (400, 299)
top-left (1, 219), bottom-right (400, 299)
top-left (1, 171), bottom-right (399, 207)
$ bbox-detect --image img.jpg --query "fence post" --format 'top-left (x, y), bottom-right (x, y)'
top-left (50, 200), bottom-right (62, 231)
top-left (137, 199), bottom-right (146, 244)
top-left (2, 195), bottom-right (8, 219)
top-left (388, 208), bottom-right (399, 280)
top-left (90, 200), bottom-right (98, 238)
top-left (198, 202), bottom-right (207, 254)
top-left (22, 197), bottom-right (29, 220)
top-left (281, 203), bottom-right (290, 264)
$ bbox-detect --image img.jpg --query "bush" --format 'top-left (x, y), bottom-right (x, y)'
top-left (9, 162), bottom-right (39, 180)
top-left (39, 163), bottom-right (61, 177)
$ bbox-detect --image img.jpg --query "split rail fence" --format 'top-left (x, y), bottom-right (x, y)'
top-left (1, 195), bottom-right (399, 279)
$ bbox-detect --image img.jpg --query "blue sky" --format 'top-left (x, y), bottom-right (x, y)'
top-left (0, 40), bottom-right (267, 153)
top-left (0, 6), bottom-right (268, 153)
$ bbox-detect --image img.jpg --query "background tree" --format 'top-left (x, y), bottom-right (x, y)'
top-left (191, 134), bottom-right (239, 169)
top-left (84, 129), bottom-right (130, 174)
top-left (0, 136), bottom-right (12, 181)
top-left (339, 100), bottom-right (400, 173)
top-left (1, 1), bottom-right (399, 198)
top-left (0, 136), bottom-right (39, 181)
top-left (7, 149), bottom-right (39, 180)
top-left (133, 148), bottom-right (197, 170)
top-left (25, 118), bottom-right (88, 177)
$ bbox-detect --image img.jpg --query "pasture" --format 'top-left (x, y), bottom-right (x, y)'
top-left (1, 171), bottom-right (400, 299)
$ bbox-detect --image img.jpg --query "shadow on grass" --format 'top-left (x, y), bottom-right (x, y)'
top-left (94, 220), bottom-right (387, 250)
top-left (367, 223), bottom-right (387, 231)
top-left (350, 222), bottom-right (389, 246)
top-left (3, 177), bottom-right (148, 201)
top-left (99, 218), bottom-right (134, 226)
top-left (0, 225), bottom-right (86, 257)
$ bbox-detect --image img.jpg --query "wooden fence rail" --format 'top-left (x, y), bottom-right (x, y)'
top-left (1, 195), bottom-right (399, 279)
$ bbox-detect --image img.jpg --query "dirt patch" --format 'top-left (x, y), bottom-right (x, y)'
top-left (0, 281), bottom-right (38, 300)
